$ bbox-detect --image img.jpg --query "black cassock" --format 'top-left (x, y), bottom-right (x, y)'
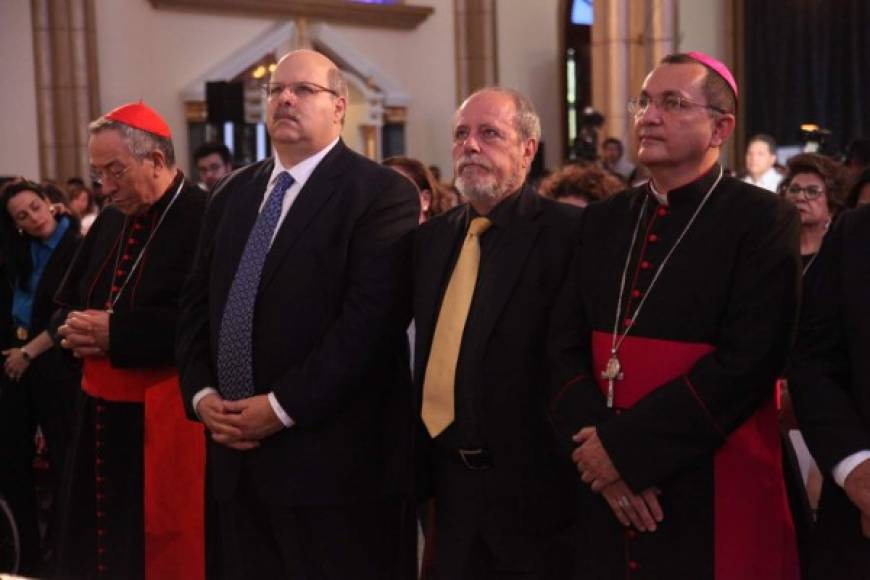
top-left (53, 174), bottom-right (207, 580)
top-left (550, 164), bottom-right (802, 580)
top-left (788, 204), bottom-right (870, 579)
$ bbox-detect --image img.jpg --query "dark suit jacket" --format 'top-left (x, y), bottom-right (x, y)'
top-left (789, 204), bottom-right (870, 578)
top-left (177, 141), bottom-right (420, 506)
top-left (413, 186), bottom-right (582, 531)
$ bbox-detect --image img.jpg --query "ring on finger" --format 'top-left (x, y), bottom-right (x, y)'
top-left (618, 495), bottom-right (631, 509)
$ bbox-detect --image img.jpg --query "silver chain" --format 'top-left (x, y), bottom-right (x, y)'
top-left (609, 166), bottom-right (725, 355)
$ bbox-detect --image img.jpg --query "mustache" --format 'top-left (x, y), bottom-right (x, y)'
top-left (457, 155), bottom-right (493, 172)
top-left (272, 108), bottom-right (299, 122)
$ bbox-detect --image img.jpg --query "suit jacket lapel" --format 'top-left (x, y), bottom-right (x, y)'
top-left (471, 187), bottom-right (542, 348)
top-left (413, 208), bottom-right (465, 387)
top-left (259, 142), bottom-right (348, 289)
top-left (214, 159), bottom-right (273, 302)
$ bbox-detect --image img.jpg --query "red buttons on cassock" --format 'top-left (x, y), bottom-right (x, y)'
top-left (640, 260), bottom-right (651, 270)
top-left (127, 237), bottom-right (137, 245)
top-left (96, 511), bottom-right (105, 519)
top-left (648, 234), bottom-right (658, 242)
top-left (97, 528), bottom-right (106, 536)
top-left (623, 318), bottom-right (633, 327)
top-left (122, 254), bottom-right (131, 261)
top-left (97, 564), bottom-right (107, 573)
top-left (631, 289), bottom-right (642, 298)
top-left (629, 560), bottom-right (640, 571)
top-left (657, 207), bottom-right (668, 217)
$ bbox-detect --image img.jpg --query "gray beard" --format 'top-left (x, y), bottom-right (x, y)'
top-left (455, 174), bottom-right (509, 205)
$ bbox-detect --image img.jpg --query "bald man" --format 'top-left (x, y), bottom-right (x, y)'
top-left (177, 50), bottom-right (420, 579)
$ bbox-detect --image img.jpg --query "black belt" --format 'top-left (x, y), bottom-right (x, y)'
top-left (454, 448), bottom-right (493, 470)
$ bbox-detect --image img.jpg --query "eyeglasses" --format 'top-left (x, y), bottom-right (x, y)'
top-left (785, 184), bottom-right (825, 200)
top-left (627, 95), bottom-right (729, 116)
top-left (90, 163), bottom-right (129, 185)
top-left (261, 81), bottom-right (338, 100)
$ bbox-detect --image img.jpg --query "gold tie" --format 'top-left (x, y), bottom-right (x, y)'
top-left (422, 216), bottom-right (492, 437)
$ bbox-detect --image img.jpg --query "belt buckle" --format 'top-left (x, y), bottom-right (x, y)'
top-left (15, 327), bottom-right (28, 341)
top-left (458, 448), bottom-right (491, 471)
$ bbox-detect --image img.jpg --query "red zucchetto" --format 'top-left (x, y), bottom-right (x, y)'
top-left (103, 100), bottom-right (172, 138)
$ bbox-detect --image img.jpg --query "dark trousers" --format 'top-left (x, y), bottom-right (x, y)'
top-left (422, 449), bottom-right (575, 580)
top-left (217, 470), bottom-right (416, 580)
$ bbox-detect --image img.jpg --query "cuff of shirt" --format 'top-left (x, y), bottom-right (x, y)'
top-left (267, 391), bottom-right (294, 428)
top-left (192, 387), bottom-right (218, 420)
top-left (832, 450), bottom-right (870, 488)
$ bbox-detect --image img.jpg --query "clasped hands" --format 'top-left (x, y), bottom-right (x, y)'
top-left (572, 426), bottom-right (664, 532)
top-left (58, 310), bottom-right (110, 357)
top-left (843, 458), bottom-right (870, 539)
top-left (196, 392), bottom-right (284, 451)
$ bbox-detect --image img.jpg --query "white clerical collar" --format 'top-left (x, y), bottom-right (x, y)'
top-left (648, 180), bottom-right (669, 206)
top-left (268, 137), bottom-right (340, 190)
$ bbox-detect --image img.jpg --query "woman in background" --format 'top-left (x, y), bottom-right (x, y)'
top-left (0, 180), bottom-right (81, 575)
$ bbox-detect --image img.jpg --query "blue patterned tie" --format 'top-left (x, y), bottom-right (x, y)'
top-left (217, 171), bottom-right (295, 400)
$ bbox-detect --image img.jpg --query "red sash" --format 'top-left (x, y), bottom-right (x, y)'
top-left (592, 331), bottom-right (798, 580)
top-left (82, 357), bottom-right (206, 580)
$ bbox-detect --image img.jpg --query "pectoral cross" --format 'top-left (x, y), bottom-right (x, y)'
top-left (601, 350), bottom-right (623, 408)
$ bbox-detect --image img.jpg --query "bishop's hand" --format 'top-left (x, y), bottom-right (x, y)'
top-left (572, 426), bottom-right (621, 492)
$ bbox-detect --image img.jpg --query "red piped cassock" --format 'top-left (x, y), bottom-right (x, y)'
top-left (54, 175), bottom-right (207, 580)
top-left (549, 164), bottom-right (802, 579)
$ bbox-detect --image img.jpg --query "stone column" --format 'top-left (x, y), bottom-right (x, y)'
top-left (591, 0), bottom-right (676, 162)
top-left (31, 0), bottom-right (100, 183)
top-left (453, 0), bottom-right (498, 105)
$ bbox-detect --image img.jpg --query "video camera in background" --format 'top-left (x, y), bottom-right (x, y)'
top-left (798, 124), bottom-right (832, 154)
top-left (572, 106), bottom-right (605, 162)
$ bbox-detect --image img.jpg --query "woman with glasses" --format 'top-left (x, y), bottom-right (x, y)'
top-left (780, 153), bottom-right (848, 275)
top-left (0, 180), bottom-right (81, 575)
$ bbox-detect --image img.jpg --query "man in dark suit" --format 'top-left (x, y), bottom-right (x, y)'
top-left (176, 50), bottom-right (420, 579)
top-left (414, 87), bottom-right (582, 579)
top-left (788, 205), bottom-right (870, 579)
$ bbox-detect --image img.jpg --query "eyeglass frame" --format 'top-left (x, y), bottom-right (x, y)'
top-left (627, 93), bottom-right (730, 117)
top-left (261, 81), bottom-right (339, 100)
top-left (784, 183), bottom-right (826, 200)
top-left (90, 162), bottom-right (130, 186)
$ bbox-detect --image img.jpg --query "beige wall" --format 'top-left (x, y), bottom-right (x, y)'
top-left (496, 0), bottom-right (562, 172)
top-left (92, 0), bottom-right (275, 175)
top-left (1, 1), bottom-right (40, 178)
top-left (329, 0), bottom-right (456, 179)
top-left (676, 0), bottom-right (725, 59)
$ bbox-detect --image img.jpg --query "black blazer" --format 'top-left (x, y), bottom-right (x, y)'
top-left (177, 141), bottom-right (420, 506)
top-left (789, 204), bottom-right (870, 576)
top-left (413, 186), bottom-right (582, 531)
top-left (30, 221), bottom-right (81, 337)
top-left (16, 222), bottom-right (81, 379)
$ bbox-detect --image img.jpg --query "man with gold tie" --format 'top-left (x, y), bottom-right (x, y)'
top-left (413, 87), bottom-right (583, 579)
